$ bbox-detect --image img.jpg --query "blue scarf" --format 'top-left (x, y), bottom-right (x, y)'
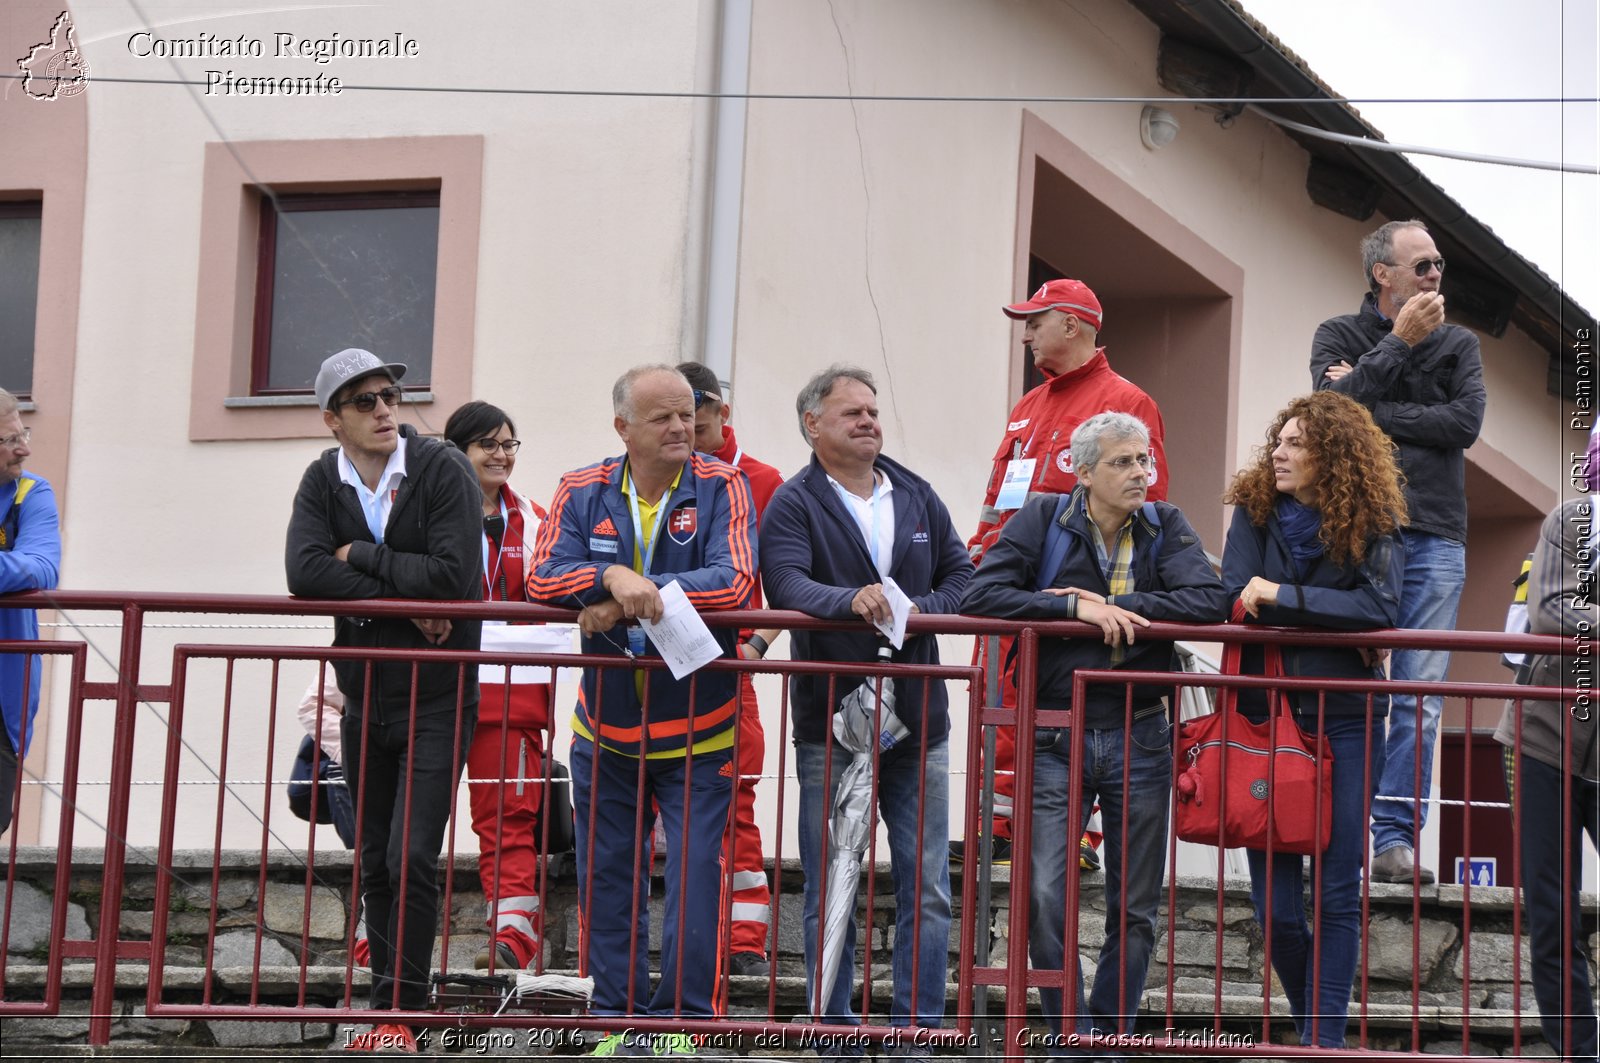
top-left (1275, 495), bottom-right (1324, 580)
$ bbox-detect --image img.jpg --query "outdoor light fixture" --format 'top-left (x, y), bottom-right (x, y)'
top-left (1140, 106), bottom-right (1180, 151)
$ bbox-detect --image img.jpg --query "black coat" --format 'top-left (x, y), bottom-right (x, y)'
top-left (285, 425), bottom-right (484, 721)
top-left (1221, 506), bottom-right (1404, 717)
top-left (961, 489), bottom-right (1227, 729)
top-left (761, 453), bottom-right (973, 746)
top-left (1311, 293), bottom-right (1485, 543)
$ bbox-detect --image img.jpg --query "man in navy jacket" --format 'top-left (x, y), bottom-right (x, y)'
top-left (961, 411), bottom-right (1226, 1051)
top-left (761, 365), bottom-right (972, 1049)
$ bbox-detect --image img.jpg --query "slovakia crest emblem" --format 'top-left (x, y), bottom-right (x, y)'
top-left (666, 505), bottom-right (698, 544)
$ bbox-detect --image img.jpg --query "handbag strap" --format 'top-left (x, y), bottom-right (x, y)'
top-left (1221, 599), bottom-right (1286, 715)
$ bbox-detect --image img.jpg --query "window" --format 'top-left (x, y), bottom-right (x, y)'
top-left (251, 191), bottom-right (440, 397)
top-left (0, 201), bottom-right (42, 399)
top-left (188, 136), bottom-right (483, 441)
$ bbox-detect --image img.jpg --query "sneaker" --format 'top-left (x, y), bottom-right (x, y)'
top-left (1079, 835), bottom-right (1102, 872)
top-left (949, 835), bottom-right (1010, 866)
top-left (591, 1031), bottom-right (649, 1056)
top-left (474, 941), bottom-right (520, 971)
top-left (346, 1023), bottom-right (418, 1053)
top-left (728, 951), bottom-right (771, 977)
top-left (648, 1033), bottom-right (700, 1056)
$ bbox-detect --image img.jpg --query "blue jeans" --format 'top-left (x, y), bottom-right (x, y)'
top-left (1372, 531), bottom-right (1464, 855)
top-left (1506, 753), bottom-right (1599, 1060)
top-left (1247, 713), bottom-right (1384, 1048)
top-left (795, 736), bottom-right (951, 1033)
top-left (1028, 712), bottom-right (1172, 1051)
top-left (569, 735), bottom-right (733, 1017)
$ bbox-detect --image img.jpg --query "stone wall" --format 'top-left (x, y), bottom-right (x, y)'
top-left (1, 847), bottom-right (1595, 1055)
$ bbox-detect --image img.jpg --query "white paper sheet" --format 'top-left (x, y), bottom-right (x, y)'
top-left (477, 621), bottom-right (577, 684)
top-left (873, 575), bottom-right (912, 650)
top-left (640, 580), bottom-right (723, 679)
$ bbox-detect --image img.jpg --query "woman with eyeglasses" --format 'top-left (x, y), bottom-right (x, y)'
top-left (1220, 391), bottom-right (1407, 1048)
top-left (443, 401), bottom-right (572, 975)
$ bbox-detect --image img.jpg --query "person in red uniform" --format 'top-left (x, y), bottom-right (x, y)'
top-left (678, 362), bottom-right (784, 978)
top-left (444, 401), bottom-right (568, 973)
top-left (963, 279), bottom-right (1168, 867)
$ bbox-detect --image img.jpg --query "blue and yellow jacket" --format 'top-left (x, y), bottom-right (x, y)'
top-left (527, 453), bottom-right (756, 757)
top-left (0, 473), bottom-right (61, 756)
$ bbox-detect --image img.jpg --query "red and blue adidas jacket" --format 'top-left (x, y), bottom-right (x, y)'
top-left (526, 453), bottom-right (757, 756)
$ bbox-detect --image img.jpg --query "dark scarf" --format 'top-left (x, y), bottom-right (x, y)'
top-left (1275, 495), bottom-right (1324, 580)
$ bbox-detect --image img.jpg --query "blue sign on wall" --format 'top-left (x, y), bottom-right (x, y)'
top-left (1454, 857), bottom-right (1497, 887)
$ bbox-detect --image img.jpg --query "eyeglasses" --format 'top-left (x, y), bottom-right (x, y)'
top-left (693, 389), bottom-right (721, 409)
top-left (0, 427), bottom-right (30, 450)
top-left (1394, 256), bottom-right (1446, 278)
top-left (333, 385), bottom-right (403, 413)
top-left (473, 438), bottom-right (522, 455)
top-left (1096, 453), bottom-right (1154, 472)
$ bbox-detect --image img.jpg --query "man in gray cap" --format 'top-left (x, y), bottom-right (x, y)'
top-left (286, 348), bottom-right (483, 1053)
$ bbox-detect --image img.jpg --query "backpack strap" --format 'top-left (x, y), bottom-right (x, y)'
top-left (1034, 494), bottom-right (1074, 592)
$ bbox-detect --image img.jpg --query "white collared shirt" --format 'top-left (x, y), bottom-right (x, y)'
top-left (337, 435), bottom-right (408, 544)
top-left (827, 469), bottom-right (895, 576)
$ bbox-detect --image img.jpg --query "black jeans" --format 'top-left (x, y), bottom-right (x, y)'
top-left (341, 706), bottom-right (474, 1011)
top-left (0, 727), bottom-right (16, 836)
top-left (1507, 752), bottom-right (1599, 1060)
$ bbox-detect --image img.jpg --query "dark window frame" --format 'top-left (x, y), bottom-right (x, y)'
top-left (0, 199), bottom-right (44, 402)
top-left (249, 189), bottom-right (441, 397)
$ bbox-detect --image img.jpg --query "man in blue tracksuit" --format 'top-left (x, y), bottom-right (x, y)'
top-left (0, 389), bottom-right (60, 837)
top-left (760, 365), bottom-right (972, 1056)
top-left (527, 365), bottom-right (756, 1055)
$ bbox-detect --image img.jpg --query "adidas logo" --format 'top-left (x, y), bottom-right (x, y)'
top-left (592, 517), bottom-right (618, 536)
top-left (719, 761), bottom-right (735, 777)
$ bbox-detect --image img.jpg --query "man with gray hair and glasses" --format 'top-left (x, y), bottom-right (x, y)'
top-left (1311, 219), bottom-right (1486, 885)
top-left (961, 411), bottom-right (1225, 1053)
top-left (0, 389), bottom-right (60, 837)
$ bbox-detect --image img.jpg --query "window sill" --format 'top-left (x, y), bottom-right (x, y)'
top-left (223, 392), bottom-right (434, 409)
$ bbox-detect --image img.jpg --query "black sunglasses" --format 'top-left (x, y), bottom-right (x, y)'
top-left (333, 385), bottom-right (403, 413)
top-left (1396, 256), bottom-right (1446, 278)
top-left (692, 388), bottom-right (721, 409)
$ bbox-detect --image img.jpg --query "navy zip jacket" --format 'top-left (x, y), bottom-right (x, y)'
top-left (1221, 505), bottom-right (1404, 717)
top-left (761, 453), bottom-right (973, 746)
top-left (1311, 293), bottom-right (1485, 543)
top-left (527, 453), bottom-right (756, 756)
top-left (285, 425), bottom-right (484, 722)
top-left (961, 489), bottom-right (1227, 729)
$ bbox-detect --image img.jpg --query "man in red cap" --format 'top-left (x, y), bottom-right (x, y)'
top-left (960, 279), bottom-right (1169, 869)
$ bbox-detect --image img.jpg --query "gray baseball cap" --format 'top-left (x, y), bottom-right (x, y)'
top-left (314, 348), bottom-right (408, 410)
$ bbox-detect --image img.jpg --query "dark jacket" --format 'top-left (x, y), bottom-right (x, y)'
top-left (1222, 505), bottom-right (1404, 717)
top-left (961, 489), bottom-right (1227, 729)
top-left (761, 453), bottom-right (973, 746)
top-left (1311, 292), bottom-right (1486, 543)
top-left (526, 453), bottom-right (756, 756)
top-left (285, 425), bottom-right (484, 722)
top-left (1494, 499), bottom-right (1600, 782)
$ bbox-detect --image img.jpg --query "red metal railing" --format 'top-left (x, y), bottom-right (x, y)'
top-left (0, 591), bottom-right (1584, 1059)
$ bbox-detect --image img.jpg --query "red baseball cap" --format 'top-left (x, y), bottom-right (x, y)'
top-left (1002, 278), bottom-right (1104, 331)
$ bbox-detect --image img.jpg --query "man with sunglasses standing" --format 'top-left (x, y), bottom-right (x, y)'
top-left (1312, 220), bottom-right (1486, 885)
top-left (286, 348), bottom-right (483, 1054)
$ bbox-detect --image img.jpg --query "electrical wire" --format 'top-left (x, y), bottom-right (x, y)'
top-left (1248, 104), bottom-right (1599, 175)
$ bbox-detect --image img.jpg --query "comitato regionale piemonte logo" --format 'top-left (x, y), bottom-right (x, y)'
top-left (17, 11), bottom-right (90, 101)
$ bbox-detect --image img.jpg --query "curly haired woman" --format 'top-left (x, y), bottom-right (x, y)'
top-left (1221, 390), bottom-right (1407, 1048)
